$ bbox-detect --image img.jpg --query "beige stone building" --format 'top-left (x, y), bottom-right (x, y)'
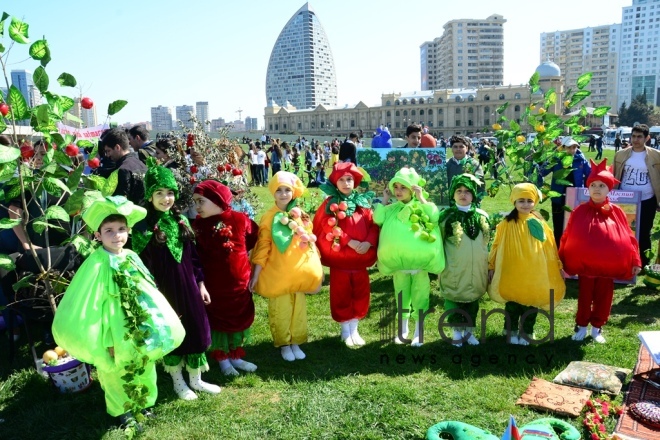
top-left (264, 63), bottom-right (564, 139)
top-left (420, 14), bottom-right (506, 91)
top-left (540, 24), bottom-right (620, 111)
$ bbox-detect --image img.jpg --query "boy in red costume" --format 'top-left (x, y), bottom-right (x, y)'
top-left (313, 163), bottom-right (379, 346)
top-left (560, 159), bottom-right (642, 343)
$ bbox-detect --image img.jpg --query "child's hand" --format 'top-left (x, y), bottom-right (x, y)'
top-left (200, 283), bottom-right (211, 305)
top-left (355, 242), bottom-right (371, 254)
top-left (411, 185), bottom-right (423, 198)
top-left (108, 347), bottom-right (115, 358)
top-left (248, 273), bottom-right (259, 292)
top-left (488, 269), bottom-right (494, 283)
top-left (633, 266), bottom-right (642, 276)
top-left (382, 188), bottom-right (390, 204)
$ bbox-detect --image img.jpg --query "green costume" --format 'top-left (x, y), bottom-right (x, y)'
top-left (374, 168), bottom-right (444, 319)
top-left (52, 197), bottom-right (185, 416)
top-left (426, 418), bottom-right (580, 440)
top-left (438, 174), bottom-right (490, 325)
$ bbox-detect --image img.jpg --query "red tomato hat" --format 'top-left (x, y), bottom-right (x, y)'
top-left (329, 162), bottom-right (363, 187)
top-left (586, 158), bottom-right (619, 191)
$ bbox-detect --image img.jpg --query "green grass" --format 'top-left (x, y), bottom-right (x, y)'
top-left (0, 145), bottom-right (656, 439)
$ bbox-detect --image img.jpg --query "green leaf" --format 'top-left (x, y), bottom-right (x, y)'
top-left (32, 220), bottom-right (65, 234)
top-left (545, 88), bottom-right (557, 105)
top-left (0, 254), bottom-right (15, 270)
top-left (59, 95), bottom-right (75, 113)
top-left (76, 139), bottom-right (94, 149)
top-left (496, 102), bottom-right (509, 114)
top-left (569, 90), bottom-right (591, 108)
top-left (12, 274), bottom-right (35, 292)
top-left (0, 117), bottom-right (6, 134)
top-left (62, 234), bottom-right (95, 259)
top-left (29, 39), bottom-right (48, 60)
top-left (592, 106), bottom-right (611, 117)
top-left (67, 164), bottom-right (84, 191)
top-left (577, 72), bottom-right (593, 90)
top-left (539, 208), bottom-right (550, 221)
top-left (63, 188), bottom-right (85, 215)
top-left (8, 17), bottom-right (29, 44)
top-left (546, 191), bottom-right (562, 198)
top-left (103, 170), bottom-right (119, 196)
top-left (108, 100), bottom-right (128, 116)
top-left (579, 105), bottom-right (588, 117)
top-left (33, 66), bottom-right (49, 94)
top-left (50, 133), bottom-right (65, 148)
top-left (509, 120), bottom-right (520, 132)
top-left (33, 103), bottom-right (50, 130)
top-left (57, 72), bottom-right (77, 87)
top-left (0, 144), bottom-right (19, 163)
top-left (64, 112), bottom-right (82, 124)
top-left (526, 217), bottom-right (546, 242)
top-left (562, 205), bottom-right (573, 213)
top-left (553, 168), bottom-right (574, 180)
top-left (5, 184), bottom-right (20, 200)
top-left (45, 205), bottom-right (70, 222)
top-left (0, 160), bottom-right (17, 181)
top-left (43, 177), bottom-right (71, 196)
top-left (53, 149), bottom-right (73, 167)
top-left (0, 12), bottom-right (9, 37)
top-left (8, 85), bottom-right (29, 120)
top-left (529, 71), bottom-right (540, 87)
top-left (0, 218), bottom-right (20, 229)
top-left (40, 46), bottom-right (51, 67)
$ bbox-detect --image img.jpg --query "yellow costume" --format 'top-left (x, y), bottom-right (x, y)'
top-left (488, 185), bottom-right (565, 311)
top-left (251, 172), bottom-right (323, 348)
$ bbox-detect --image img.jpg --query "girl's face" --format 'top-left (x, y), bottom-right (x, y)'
top-left (392, 182), bottom-right (412, 203)
top-left (275, 186), bottom-right (293, 210)
top-left (451, 143), bottom-right (468, 160)
top-left (514, 198), bottom-right (535, 215)
top-left (588, 180), bottom-right (609, 204)
top-left (150, 188), bottom-right (176, 212)
top-left (94, 221), bottom-right (129, 254)
top-left (192, 194), bottom-right (223, 218)
top-left (155, 147), bottom-right (170, 163)
top-left (336, 175), bottom-right (355, 196)
top-left (33, 145), bottom-right (47, 169)
top-left (453, 186), bottom-right (473, 207)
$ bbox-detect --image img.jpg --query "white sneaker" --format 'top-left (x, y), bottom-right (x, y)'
top-left (591, 327), bottom-right (606, 344)
top-left (281, 345), bottom-right (295, 362)
top-left (572, 326), bottom-right (588, 341)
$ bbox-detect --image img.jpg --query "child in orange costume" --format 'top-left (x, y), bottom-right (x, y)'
top-left (312, 163), bottom-right (379, 346)
top-left (560, 159), bottom-right (641, 343)
top-left (249, 171), bottom-right (323, 361)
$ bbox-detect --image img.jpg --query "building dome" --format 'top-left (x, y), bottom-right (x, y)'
top-left (535, 61), bottom-right (561, 78)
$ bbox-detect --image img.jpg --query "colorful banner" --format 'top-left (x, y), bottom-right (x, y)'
top-left (356, 147), bottom-right (448, 205)
top-left (57, 122), bottom-right (109, 139)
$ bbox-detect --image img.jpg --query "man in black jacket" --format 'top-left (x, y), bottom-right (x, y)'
top-left (128, 124), bottom-right (156, 163)
top-left (339, 132), bottom-right (358, 165)
top-left (102, 128), bottom-right (147, 204)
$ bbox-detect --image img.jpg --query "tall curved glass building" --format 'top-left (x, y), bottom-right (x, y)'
top-left (266, 3), bottom-right (337, 109)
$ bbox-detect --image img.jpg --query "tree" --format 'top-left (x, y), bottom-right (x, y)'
top-left (618, 101), bottom-right (627, 126)
top-left (619, 92), bottom-right (653, 126)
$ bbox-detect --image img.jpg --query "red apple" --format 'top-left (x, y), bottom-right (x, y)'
top-left (224, 163), bottom-right (232, 172)
top-left (190, 165), bottom-right (198, 174)
top-left (87, 157), bottom-right (100, 169)
top-left (20, 145), bottom-right (34, 159)
top-left (65, 144), bottom-right (78, 157)
top-left (186, 134), bottom-right (195, 147)
top-left (80, 97), bottom-right (94, 110)
top-left (0, 103), bottom-right (9, 117)
top-left (232, 168), bottom-right (243, 176)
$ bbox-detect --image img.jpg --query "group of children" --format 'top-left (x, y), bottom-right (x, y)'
top-left (51, 154), bottom-right (641, 429)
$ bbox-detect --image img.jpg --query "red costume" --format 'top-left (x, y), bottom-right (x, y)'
top-left (193, 181), bottom-right (259, 360)
top-left (559, 159), bottom-right (641, 328)
top-left (312, 163), bottom-right (379, 323)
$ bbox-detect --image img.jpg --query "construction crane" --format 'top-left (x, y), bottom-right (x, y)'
top-left (236, 108), bottom-right (243, 121)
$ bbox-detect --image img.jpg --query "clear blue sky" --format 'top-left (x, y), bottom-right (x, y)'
top-left (6, 0), bottom-right (629, 128)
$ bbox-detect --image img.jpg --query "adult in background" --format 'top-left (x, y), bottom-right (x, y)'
top-left (102, 128), bottom-right (147, 204)
top-left (270, 140), bottom-right (282, 176)
top-left (614, 134), bottom-right (621, 153)
top-left (613, 124), bottom-right (660, 268)
top-left (402, 124), bottom-right (422, 148)
top-left (339, 132), bottom-right (359, 165)
top-left (595, 136), bottom-right (603, 161)
top-left (541, 137), bottom-right (591, 247)
top-left (128, 125), bottom-right (156, 164)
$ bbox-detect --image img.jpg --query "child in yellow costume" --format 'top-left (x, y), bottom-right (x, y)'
top-left (249, 171), bottom-right (323, 361)
top-left (374, 168), bottom-right (445, 347)
top-left (488, 183), bottom-right (565, 345)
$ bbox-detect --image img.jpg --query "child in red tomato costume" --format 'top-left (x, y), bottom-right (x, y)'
top-left (312, 163), bottom-right (379, 346)
top-left (560, 159), bottom-right (642, 343)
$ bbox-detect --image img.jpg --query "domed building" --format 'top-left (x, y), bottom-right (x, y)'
top-left (536, 60), bottom-right (561, 79)
top-left (533, 60), bottom-right (564, 115)
top-left (265, 3), bottom-right (337, 110)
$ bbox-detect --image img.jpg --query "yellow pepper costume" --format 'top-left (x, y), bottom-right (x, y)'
top-left (251, 172), bottom-right (323, 347)
top-left (488, 184), bottom-right (565, 311)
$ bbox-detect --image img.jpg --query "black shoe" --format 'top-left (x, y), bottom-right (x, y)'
top-left (118, 412), bottom-right (143, 433)
top-left (140, 409), bottom-right (155, 419)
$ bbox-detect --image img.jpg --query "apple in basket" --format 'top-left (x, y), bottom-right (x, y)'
top-left (42, 346), bottom-right (69, 366)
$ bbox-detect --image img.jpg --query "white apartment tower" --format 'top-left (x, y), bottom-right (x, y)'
top-left (195, 101), bottom-right (209, 132)
top-left (266, 3), bottom-right (337, 109)
top-left (176, 105), bottom-right (195, 129)
top-left (618, 0), bottom-right (660, 107)
top-left (540, 25), bottom-right (621, 110)
top-left (151, 105), bottom-right (173, 132)
top-left (421, 14), bottom-right (506, 90)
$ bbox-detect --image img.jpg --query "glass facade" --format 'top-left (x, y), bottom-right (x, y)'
top-left (266, 3), bottom-right (337, 109)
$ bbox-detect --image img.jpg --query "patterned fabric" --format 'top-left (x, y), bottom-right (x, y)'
top-left (553, 361), bottom-right (631, 395)
top-left (629, 400), bottom-right (660, 429)
top-left (516, 377), bottom-right (592, 417)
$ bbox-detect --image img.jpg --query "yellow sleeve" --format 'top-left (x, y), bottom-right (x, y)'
top-left (488, 221), bottom-right (504, 270)
top-left (251, 209), bottom-right (274, 267)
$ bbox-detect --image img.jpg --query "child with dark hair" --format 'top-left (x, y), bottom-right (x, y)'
top-left (132, 166), bottom-right (220, 400)
top-left (52, 196), bottom-right (185, 429)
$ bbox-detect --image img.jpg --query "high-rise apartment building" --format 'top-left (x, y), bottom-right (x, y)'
top-left (66, 97), bottom-right (98, 128)
top-left (151, 105), bottom-right (173, 132)
top-left (266, 3), bottom-right (337, 109)
top-left (618, 0), bottom-right (660, 107)
top-left (420, 14), bottom-right (506, 90)
top-left (195, 101), bottom-right (209, 132)
top-left (245, 117), bottom-right (258, 131)
top-left (176, 105), bottom-right (194, 129)
top-left (210, 117), bottom-right (226, 132)
top-left (540, 25), bottom-right (621, 110)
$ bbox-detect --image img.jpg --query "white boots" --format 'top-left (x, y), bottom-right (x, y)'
top-left (167, 362), bottom-right (221, 400)
top-left (341, 319), bottom-right (366, 347)
top-left (572, 325), bottom-right (606, 343)
top-left (280, 344), bottom-right (306, 361)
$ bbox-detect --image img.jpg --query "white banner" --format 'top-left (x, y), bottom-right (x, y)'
top-left (57, 122), bottom-right (109, 139)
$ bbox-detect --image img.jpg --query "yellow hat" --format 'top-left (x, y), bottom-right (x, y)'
top-left (269, 171), bottom-right (305, 199)
top-left (510, 183), bottom-right (542, 204)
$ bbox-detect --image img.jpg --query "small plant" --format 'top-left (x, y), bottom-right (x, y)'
top-left (582, 397), bottom-right (623, 440)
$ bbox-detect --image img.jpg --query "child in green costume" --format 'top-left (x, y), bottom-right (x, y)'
top-left (438, 174), bottom-right (490, 347)
top-left (52, 196), bottom-right (185, 429)
top-left (374, 168), bottom-right (445, 346)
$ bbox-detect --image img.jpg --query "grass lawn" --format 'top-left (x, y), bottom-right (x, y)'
top-left (0, 145), bottom-right (657, 439)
